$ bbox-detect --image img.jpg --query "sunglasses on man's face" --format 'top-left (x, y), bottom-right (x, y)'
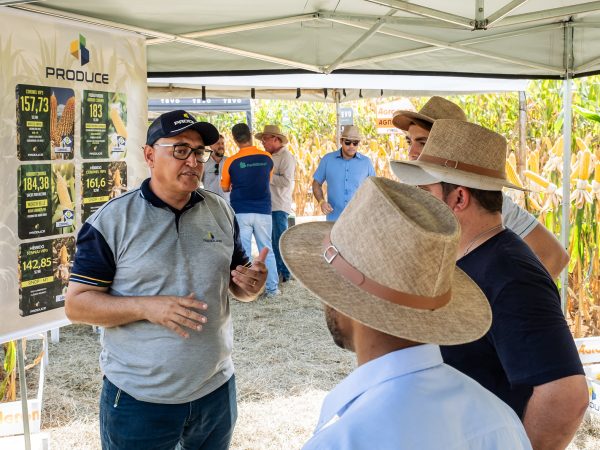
top-left (343, 140), bottom-right (360, 146)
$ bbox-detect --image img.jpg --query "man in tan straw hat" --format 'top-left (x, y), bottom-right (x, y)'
top-left (256, 125), bottom-right (296, 283)
top-left (392, 120), bottom-right (587, 450)
top-left (392, 96), bottom-right (569, 279)
top-left (312, 125), bottom-right (375, 221)
top-left (281, 177), bottom-right (531, 449)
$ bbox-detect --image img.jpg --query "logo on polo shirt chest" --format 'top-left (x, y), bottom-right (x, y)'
top-left (239, 161), bottom-right (267, 169)
top-left (203, 231), bottom-right (222, 243)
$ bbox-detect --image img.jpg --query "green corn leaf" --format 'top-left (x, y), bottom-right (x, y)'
top-left (574, 106), bottom-right (600, 123)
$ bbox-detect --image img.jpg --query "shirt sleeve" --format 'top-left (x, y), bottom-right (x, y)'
top-left (221, 156), bottom-right (232, 191)
top-left (271, 152), bottom-right (296, 188)
top-left (313, 156), bottom-right (327, 183)
top-left (69, 222), bottom-right (115, 287)
top-left (230, 216), bottom-right (250, 270)
top-left (490, 278), bottom-right (584, 387)
top-left (502, 194), bottom-right (538, 238)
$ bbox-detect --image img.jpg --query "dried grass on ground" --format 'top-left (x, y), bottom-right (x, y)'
top-left (36, 281), bottom-right (600, 449)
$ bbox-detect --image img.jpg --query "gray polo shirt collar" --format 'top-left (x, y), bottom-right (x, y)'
top-left (140, 178), bottom-right (204, 214)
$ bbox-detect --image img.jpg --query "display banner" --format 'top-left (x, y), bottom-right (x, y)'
top-left (0, 8), bottom-right (148, 343)
top-left (376, 99), bottom-right (414, 134)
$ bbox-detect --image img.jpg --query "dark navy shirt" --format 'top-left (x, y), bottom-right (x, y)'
top-left (441, 229), bottom-right (583, 418)
top-left (221, 146), bottom-right (273, 215)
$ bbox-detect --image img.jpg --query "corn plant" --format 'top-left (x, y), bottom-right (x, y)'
top-left (0, 341), bottom-right (16, 402)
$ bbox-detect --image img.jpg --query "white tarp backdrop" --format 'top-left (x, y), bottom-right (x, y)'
top-left (0, 8), bottom-right (147, 344)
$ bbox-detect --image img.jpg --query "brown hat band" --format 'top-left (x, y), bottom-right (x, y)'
top-left (323, 234), bottom-right (451, 310)
top-left (418, 154), bottom-right (504, 180)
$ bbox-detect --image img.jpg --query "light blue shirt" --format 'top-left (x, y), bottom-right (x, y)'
top-left (303, 345), bottom-right (532, 450)
top-left (313, 149), bottom-right (375, 221)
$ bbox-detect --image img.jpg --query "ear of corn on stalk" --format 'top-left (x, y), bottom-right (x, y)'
top-left (578, 149), bottom-right (592, 180)
top-left (551, 135), bottom-right (564, 157)
top-left (524, 170), bottom-right (550, 189)
top-left (528, 149), bottom-right (540, 172)
top-left (505, 160), bottom-right (523, 188)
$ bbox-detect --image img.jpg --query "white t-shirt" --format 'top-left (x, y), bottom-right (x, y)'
top-left (502, 193), bottom-right (538, 238)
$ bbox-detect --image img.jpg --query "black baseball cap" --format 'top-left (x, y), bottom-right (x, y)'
top-left (146, 110), bottom-right (220, 146)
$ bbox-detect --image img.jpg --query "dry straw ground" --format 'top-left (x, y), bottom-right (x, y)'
top-left (33, 280), bottom-right (600, 449)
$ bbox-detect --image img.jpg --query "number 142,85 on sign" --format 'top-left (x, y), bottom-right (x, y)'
top-left (22, 257), bottom-right (52, 272)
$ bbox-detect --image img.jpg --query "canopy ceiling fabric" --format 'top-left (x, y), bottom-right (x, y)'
top-left (8, 0), bottom-right (600, 80)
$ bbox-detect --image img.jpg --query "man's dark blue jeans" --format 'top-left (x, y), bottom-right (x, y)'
top-left (100, 375), bottom-right (237, 450)
top-left (271, 210), bottom-right (290, 280)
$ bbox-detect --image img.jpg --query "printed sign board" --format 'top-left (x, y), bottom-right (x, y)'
top-left (0, 8), bottom-right (147, 344)
top-left (376, 99), bottom-right (414, 134)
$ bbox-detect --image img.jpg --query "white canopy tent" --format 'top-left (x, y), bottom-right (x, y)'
top-left (4, 0), bottom-right (598, 304)
top-left (6, 0), bottom-right (600, 78)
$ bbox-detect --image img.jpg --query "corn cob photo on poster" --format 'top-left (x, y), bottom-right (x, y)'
top-left (17, 163), bottom-right (75, 240)
top-left (16, 84), bottom-right (75, 161)
top-left (17, 236), bottom-right (75, 316)
top-left (81, 161), bottom-right (127, 222)
top-left (81, 90), bottom-right (127, 159)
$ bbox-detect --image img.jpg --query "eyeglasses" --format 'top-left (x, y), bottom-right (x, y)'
top-left (153, 143), bottom-right (213, 163)
top-left (343, 140), bottom-right (360, 146)
top-left (213, 163), bottom-right (220, 174)
top-left (261, 135), bottom-right (275, 141)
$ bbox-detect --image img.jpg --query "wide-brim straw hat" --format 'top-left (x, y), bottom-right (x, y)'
top-left (340, 125), bottom-right (363, 141)
top-left (280, 177), bottom-right (491, 345)
top-left (392, 96), bottom-right (467, 131)
top-left (255, 124), bottom-right (288, 145)
top-left (391, 119), bottom-right (524, 191)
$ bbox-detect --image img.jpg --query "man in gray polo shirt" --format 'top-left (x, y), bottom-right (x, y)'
top-left (65, 110), bottom-right (267, 450)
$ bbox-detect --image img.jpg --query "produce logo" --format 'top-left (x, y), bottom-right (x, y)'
top-left (203, 231), bottom-right (222, 243)
top-left (45, 33), bottom-right (109, 84)
top-left (70, 34), bottom-right (90, 66)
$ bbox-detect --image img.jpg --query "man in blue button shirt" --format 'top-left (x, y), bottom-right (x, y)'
top-left (312, 125), bottom-right (375, 221)
top-left (281, 177), bottom-right (532, 450)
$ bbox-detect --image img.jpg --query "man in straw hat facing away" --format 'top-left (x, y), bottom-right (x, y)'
top-left (256, 125), bottom-right (296, 283)
top-left (391, 120), bottom-right (587, 450)
top-left (312, 125), bottom-right (375, 221)
top-left (392, 96), bottom-right (569, 279)
top-left (281, 177), bottom-right (532, 449)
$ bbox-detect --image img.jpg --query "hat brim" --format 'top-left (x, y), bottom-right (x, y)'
top-left (280, 222), bottom-right (491, 345)
top-left (255, 132), bottom-right (289, 145)
top-left (165, 122), bottom-right (220, 147)
top-left (390, 160), bottom-right (525, 191)
top-left (392, 110), bottom-right (434, 131)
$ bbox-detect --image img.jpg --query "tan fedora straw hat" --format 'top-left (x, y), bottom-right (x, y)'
top-left (340, 125), bottom-right (363, 141)
top-left (280, 177), bottom-right (491, 345)
top-left (390, 119), bottom-right (524, 191)
top-left (392, 96), bottom-right (466, 131)
top-left (255, 124), bottom-right (288, 145)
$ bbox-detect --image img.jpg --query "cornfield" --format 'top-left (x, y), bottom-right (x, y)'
top-left (197, 76), bottom-right (600, 336)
